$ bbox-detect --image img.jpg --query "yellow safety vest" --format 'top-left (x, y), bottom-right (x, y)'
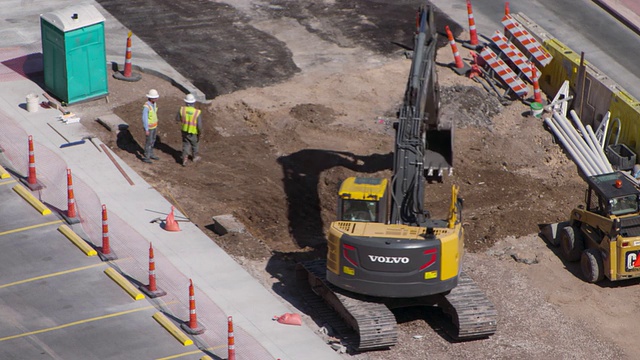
top-left (180, 106), bottom-right (200, 135)
top-left (145, 103), bottom-right (158, 129)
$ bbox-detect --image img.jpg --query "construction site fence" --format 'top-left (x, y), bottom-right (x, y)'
top-left (513, 12), bottom-right (640, 159)
top-left (0, 110), bottom-right (272, 360)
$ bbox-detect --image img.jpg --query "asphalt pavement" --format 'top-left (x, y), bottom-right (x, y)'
top-left (0, 1), bottom-right (341, 359)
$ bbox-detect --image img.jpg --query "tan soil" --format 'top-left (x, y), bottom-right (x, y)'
top-left (74, 42), bottom-right (633, 359)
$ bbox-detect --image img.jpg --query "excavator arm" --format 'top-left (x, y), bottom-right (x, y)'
top-left (390, 5), bottom-right (452, 226)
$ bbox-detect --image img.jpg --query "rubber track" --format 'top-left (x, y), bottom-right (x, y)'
top-left (442, 271), bottom-right (498, 339)
top-left (297, 260), bottom-right (398, 351)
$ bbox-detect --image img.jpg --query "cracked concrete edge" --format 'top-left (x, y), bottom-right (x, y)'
top-left (593, 0), bottom-right (640, 35)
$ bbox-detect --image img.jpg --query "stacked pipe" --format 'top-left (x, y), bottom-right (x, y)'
top-left (544, 110), bottom-right (613, 178)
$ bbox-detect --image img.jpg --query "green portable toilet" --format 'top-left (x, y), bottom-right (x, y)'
top-left (40, 4), bottom-right (108, 105)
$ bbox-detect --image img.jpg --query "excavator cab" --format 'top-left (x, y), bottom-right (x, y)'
top-left (336, 177), bottom-right (388, 223)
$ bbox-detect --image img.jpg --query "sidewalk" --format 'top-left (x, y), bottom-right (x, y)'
top-left (0, 1), bottom-right (341, 359)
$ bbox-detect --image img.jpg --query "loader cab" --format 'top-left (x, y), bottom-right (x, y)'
top-left (337, 177), bottom-right (388, 223)
top-left (585, 172), bottom-right (640, 217)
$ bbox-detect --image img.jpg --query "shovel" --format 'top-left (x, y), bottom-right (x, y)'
top-left (47, 123), bottom-right (102, 151)
top-left (47, 122), bottom-right (85, 148)
top-left (60, 139), bottom-right (86, 148)
top-left (82, 136), bottom-right (102, 152)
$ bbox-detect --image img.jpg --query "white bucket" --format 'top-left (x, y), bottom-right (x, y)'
top-left (26, 93), bottom-right (39, 113)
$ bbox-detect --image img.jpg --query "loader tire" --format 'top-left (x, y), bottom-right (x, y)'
top-left (560, 225), bottom-right (584, 262)
top-left (581, 248), bottom-right (604, 283)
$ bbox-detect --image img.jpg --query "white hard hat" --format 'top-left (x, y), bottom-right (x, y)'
top-left (184, 94), bottom-right (196, 103)
top-left (146, 89), bottom-right (159, 99)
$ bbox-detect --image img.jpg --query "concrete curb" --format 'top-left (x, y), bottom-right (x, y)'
top-left (107, 59), bottom-right (210, 104)
top-left (593, 0), bottom-right (640, 35)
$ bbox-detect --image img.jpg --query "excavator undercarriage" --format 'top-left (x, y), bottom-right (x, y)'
top-left (297, 260), bottom-right (497, 351)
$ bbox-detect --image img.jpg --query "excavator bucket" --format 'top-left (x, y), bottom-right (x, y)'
top-left (424, 127), bottom-right (453, 180)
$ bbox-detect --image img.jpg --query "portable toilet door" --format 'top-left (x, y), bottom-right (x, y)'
top-left (40, 4), bottom-right (108, 105)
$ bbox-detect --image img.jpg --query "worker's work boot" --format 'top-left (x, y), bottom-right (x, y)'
top-left (142, 157), bottom-right (152, 164)
top-left (150, 154), bottom-right (160, 160)
top-left (193, 156), bottom-right (202, 163)
top-left (182, 157), bottom-right (188, 167)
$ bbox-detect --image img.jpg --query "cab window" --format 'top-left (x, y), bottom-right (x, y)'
top-left (610, 195), bottom-right (638, 216)
top-left (342, 200), bottom-right (377, 222)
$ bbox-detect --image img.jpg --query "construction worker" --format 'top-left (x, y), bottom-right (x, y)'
top-left (177, 93), bottom-right (202, 166)
top-left (141, 89), bottom-right (160, 163)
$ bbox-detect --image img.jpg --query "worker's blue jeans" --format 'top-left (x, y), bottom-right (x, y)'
top-left (144, 128), bottom-right (157, 159)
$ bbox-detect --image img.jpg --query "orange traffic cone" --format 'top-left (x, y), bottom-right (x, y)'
top-left (445, 26), bottom-right (470, 75)
top-left (62, 168), bottom-right (80, 224)
top-left (23, 135), bottom-right (43, 190)
top-left (466, 0), bottom-right (478, 46)
top-left (228, 316), bottom-right (236, 360)
top-left (113, 31), bottom-right (141, 82)
top-left (163, 206), bottom-right (181, 232)
top-left (181, 279), bottom-right (205, 335)
top-left (142, 243), bottom-right (166, 298)
top-left (503, 2), bottom-right (511, 35)
top-left (274, 313), bottom-right (302, 326)
top-left (531, 63), bottom-right (543, 104)
top-left (99, 204), bottom-right (117, 260)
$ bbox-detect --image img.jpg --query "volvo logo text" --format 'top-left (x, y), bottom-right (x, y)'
top-left (368, 255), bottom-right (410, 264)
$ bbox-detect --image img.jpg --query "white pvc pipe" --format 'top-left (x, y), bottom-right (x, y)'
top-left (546, 116), bottom-right (595, 177)
top-left (569, 110), bottom-right (590, 144)
top-left (553, 112), bottom-right (602, 174)
top-left (586, 124), bottom-right (614, 173)
top-left (560, 112), bottom-right (608, 174)
top-left (554, 116), bottom-right (598, 176)
top-left (569, 110), bottom-right (607, 172)
top-left (599, 112), bottom-right (611, 150)
top-left (547, 117), bottom-right (594, 177)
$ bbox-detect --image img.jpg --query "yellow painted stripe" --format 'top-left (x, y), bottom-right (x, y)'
top-left (58, 224), bottom-right (97, 256)
top-left (12, 184), bottom-right (51, 215)
top-left (104, 268), bottom-right (145, 301)
top-left (0, 165), bottom-right (10, 179)
top-left (0, 219), bottom-right (62, 237)
top-left (152, 312), bottom-right (194, 347)
top-left (0, 179), bottom-right (16, 186)
top-left (0, 263), bottom-right (106, 289)
top-left (0, 304), bottom-right (156, 342)
top-left (155, 347), bottom-right (221, 360)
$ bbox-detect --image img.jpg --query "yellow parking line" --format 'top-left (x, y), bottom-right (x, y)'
top-left (156, 346), bottom-right (223, 360)
top-left (0, 179), bottom-right (16, 186)
top-left (0, 219), bottom-right (62, 237)
top-left (0, 263), bottom-right (106, 290)
top-left (0, 304), bottom-right (157, 342)
top-left (0, 165), bottom-right (10, 179)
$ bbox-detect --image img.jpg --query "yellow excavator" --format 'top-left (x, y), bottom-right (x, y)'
top-left (298, 4), bottom-right (496, 351)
